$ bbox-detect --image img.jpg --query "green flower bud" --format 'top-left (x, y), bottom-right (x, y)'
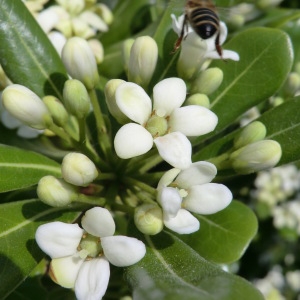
top-left (185, 93), bottom-right (210, 108)
top-left (104, 79), bottom-right (129, 124)
top-left (234, 121), bottom-right (267, 149)
top-left (62, 37), bottom-right (100, 90)
top-left (43, 96), bottom-right (68, 127)
top-left (128, 36), bottom-right (158, 88)
top-left (122, 38), bottom-right (135, 75)
top-left (87, 39), bottom-right (104, 64)
top-left (2, 84), bottom-right (52, 129)
top-left (63, 79), bottom-right (90, 119)
top-left (284, 72), bottom-right (300, 96)
top-left (134, 204), bottom-right (164, 235)
top-left (191, 68), bottom-right (223, 95)
top-left (230, 140), bottom-right (282, 174)
top-left (37, 175), bottom-right (78, 207)
top-left (95, 3), bottom-right (114, 25)
top-left (61, 152), bottom-right (98, 186)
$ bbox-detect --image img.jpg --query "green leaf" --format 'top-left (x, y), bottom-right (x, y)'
top-left (258, 97), bottom-right (300, 165)
top-left (0, 144), bottom-right (61, 192)
top-left (178, 201), bottom-right (258, 264)
top-left (208, 27), bottom-right (293, 136)
top-left (125, 230), bottom-right (263, 300)
top-left (0, 199), bottom-right (81, 299)
top-left (0, 0), bottom-right (67, 98)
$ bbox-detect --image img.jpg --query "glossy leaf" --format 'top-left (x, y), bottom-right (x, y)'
top-left (0, 0), bottom-right (67, 98)
top-left (0, 199), bottom-right (81, 299)
top-left (0, 144), bottom-right (61, 192)
top-left (208, 27), bottom-right (293, 135)
top-left (125, 230), bottom-right (263, 300)
top-left (178, 201), bottom-right (258, 264)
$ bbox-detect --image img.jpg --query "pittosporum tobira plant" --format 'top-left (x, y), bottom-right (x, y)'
top-left (0, 0), bottom-right (299, 300)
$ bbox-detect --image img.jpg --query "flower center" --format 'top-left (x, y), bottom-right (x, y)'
top-left (78, 233), bottom-right (102, 259)
top-left (145, 114), bottom-right (168, 137)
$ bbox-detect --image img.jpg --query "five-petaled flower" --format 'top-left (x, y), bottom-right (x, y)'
top-left (157, 161), bottom-right (233, 234)
top-left (114, 77), bottom-right (218, 169)
top-left (35, 207), bottom-right (146, 300)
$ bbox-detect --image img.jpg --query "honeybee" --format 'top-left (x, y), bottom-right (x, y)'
top-left (173, 0), bottom-right (222, 58)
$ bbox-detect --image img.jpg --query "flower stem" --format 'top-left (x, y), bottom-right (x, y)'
top-left (207, 153), bottom-right (232, 170)
top-left (76, 194), bottom-right (106, 206)
top-left (124, 177), bottom-right (157, 196)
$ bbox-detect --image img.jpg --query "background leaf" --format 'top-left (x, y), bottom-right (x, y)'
top-left (206, 27), bottom-right (293, 137)
top-left (125, 230), bottom-right (263, 300)
top-left (178, 201), bottom-right (258, 264)
top-left (0, 199), bottom-right (81, 299)
top-left (0, 0), bottom-right (67, 98)
top-left (0, 144), bottom-right (61, 193)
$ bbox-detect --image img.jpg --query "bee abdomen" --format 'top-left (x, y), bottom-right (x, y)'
top-left (190, 8), bottom-right (219, 39)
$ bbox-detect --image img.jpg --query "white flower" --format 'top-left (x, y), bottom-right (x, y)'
top-left (114, 78), bottom-right (218, 169)
top-left (171, 14), bottom-right (239, 80)
top-left (157, 161), bottom-right (232, 234)
top-left (35, 207), bottom-right (146, 300)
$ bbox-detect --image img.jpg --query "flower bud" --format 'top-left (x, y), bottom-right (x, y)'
top-left (43, 96), bottom-right (68, 127)
top-left (191, 68), bottom-right (223, 95)
top-left (61, 152), bottom-right (98, 186)
top-left (134, 204), bottom-right (164, 235)
top-left (122, 38), bottom-right (135, 75)
top-left (230, 140), bottom-right (282, 174)
top-left (63, 79), bottom-right (90, 119)
top-left (57, 0), bottom-right (84, 15)
top-left (62, 37), bottom-right (100, 90)
top-left (87, 39), bottom-right (104, 64)
top-left (94, 3), bottom-right (114, 25)
top-left (128, 36), bottom-right (158, 88)
top-left (185, 93), bottom-right (210, 108)
top-left (284, 72), bottom-right (300, 96)
top-left (2, 84), bottom-right (52, 129)
top-left (234, 121), bottom-right (267, 149)
top-left (104, 79), bottom-right (129, 124)
top-left (37, 176), bottom-right (78, 207)
top-left (257, 0), bottom-right (283, 9)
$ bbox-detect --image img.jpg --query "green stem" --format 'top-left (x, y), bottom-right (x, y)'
top-left (78, 117), bottom-right (87, 146)
top-left (207, 153), bottom-right (232, 171)
top-left (111, 203), bottom-right (135, 215)
top-left (88, 88), bottom-right (112, 161)
top-left (97, 173), bottom-right (116, 180)
top-left (124, 177), bottom-right (157, 196)
top-left (76, 194), bottom-right (106, 206)
top-left (48, 123), bottom-right (72, 143)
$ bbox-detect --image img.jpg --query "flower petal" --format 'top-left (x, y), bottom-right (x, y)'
top-left (101, 236), bottom-right (146, 267)
top-left (169, 106), bottom-right (218, 136)
top-left (154, 132), bottom-right (192, 169)
top-left (50, 254), bottom-right (85, 288)
top-left (114, 123), bottom-right (153, 159)
top-left (157, 168), bottom-right (181, 189)
top-left (81, 207), bottom-right (115, 237)
top-left (116, 82), bottom-right (152, 124)
top-left (183, 183), bottom-right (233, 214)
top-left (175, 161), bottom-right (217, 188)
top-left (35, 222), bottom-right (83, 258)
top-left (75, 257), bottom-right (110, 300)
top-left (164, 209), bottom-right (200, 234)
top-left (205, 49), bottom-right (240, 61)
top-left (157, 187), bottom-right (182, 219)
top-left (153, 78), bottom-right (186, 117)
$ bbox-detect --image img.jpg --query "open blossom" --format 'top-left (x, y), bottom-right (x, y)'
top-left (157, 161), bottom-right (232, 234)
top-left (171, 14), bottom-right (240, 80)
top-left (35, 207), bottom-right (146, 300)
top-left (113, 77), bottom-right (218, 169)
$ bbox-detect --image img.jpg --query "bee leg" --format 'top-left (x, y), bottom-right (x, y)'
top-left (172, 14), bottom-right (188, 53)
top-left (215, 32), bottom-right (224, 60)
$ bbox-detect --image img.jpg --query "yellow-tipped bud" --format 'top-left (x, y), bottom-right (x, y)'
top-left (191, 68), bottom-right (223, 95)
top-left (104, 79), bottom-right (129, 124)
top-left (43, 96), bottom-right (68, 127)
top-left (62, 37), bottom-right (100, 90)
top-left (230, 140), bottom-right (282, 174)
top-left (185, 93), bottom-right (210, 108)
top-left (234, 121), bottom-right (267, 149)
top-left (63, 79), bottom-right (90, 119)
top-left (61, 152), bottom-right (98, 186)
top-left (128, 36), bottom-right (158, 88)
top-left (2, 84), bottom-right (52, 129)
top-left (37, 175), bottom-right (78, 207)
top-left (134, 204), bottom-right (164, 235)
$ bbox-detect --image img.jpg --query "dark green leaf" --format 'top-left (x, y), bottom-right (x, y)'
top-left (125, 230), bottom-right (263, 300)
top-left (208, 27), bottom-right (293, 135)
top-left (0, 0), bottom-right (67, 98)
top-left (0, 199), bottom-right (81, 299)
top-left (0, 144), bottom-right (61, 192)
top-left (178, 201), bottom-right (258, 264)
